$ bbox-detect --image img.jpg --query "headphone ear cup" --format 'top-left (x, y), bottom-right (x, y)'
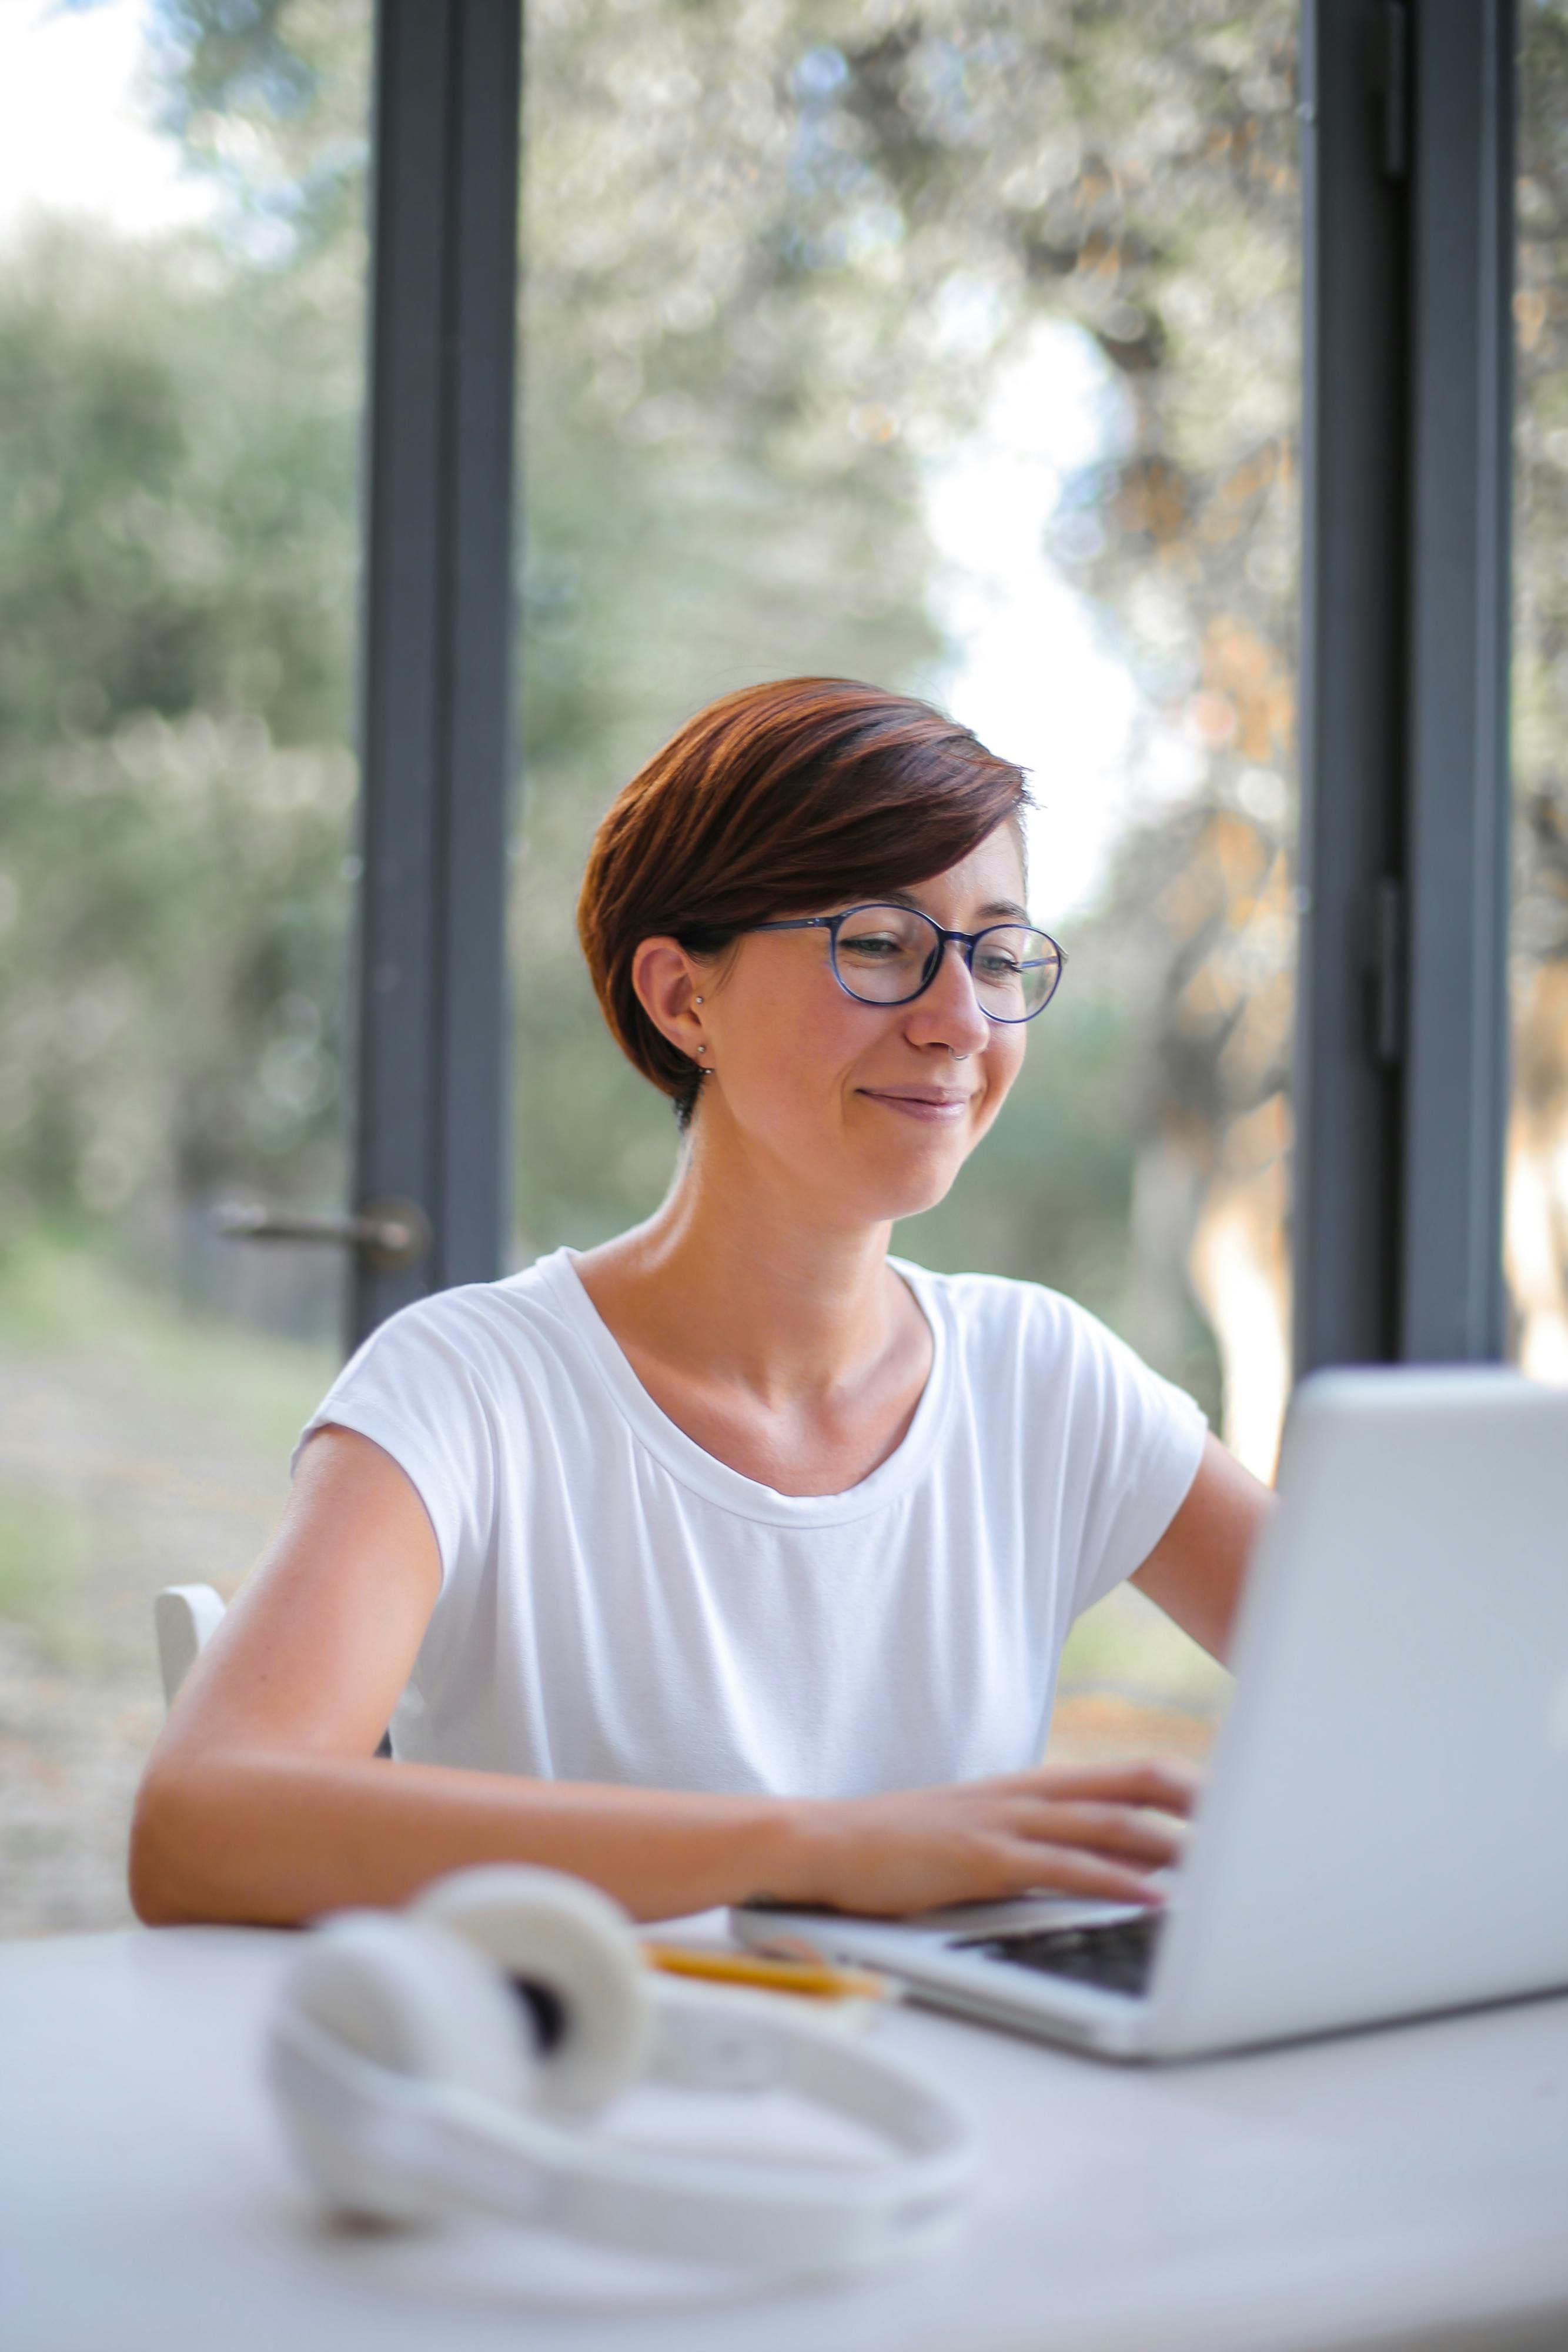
top-left (413, 1865), bottom-right (653, 2118)
top-left (272, 1912), bottom-right (537, 2224)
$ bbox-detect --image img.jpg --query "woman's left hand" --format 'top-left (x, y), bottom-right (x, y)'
top-left (767, 1755), bottom-right (1202, 1918)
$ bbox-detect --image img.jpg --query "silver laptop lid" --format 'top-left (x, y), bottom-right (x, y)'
top-left (1147, 1367), bottom-right (1568, 2056)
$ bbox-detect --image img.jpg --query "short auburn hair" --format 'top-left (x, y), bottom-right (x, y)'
top-left (577, 677), bottom-right (1031, 1126)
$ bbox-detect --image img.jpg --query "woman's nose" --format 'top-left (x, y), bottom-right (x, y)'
top-left (906, 939), bottom-right (990, 1056)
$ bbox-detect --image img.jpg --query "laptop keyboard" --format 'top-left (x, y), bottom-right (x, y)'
top-left (952, 1909), bottom-right (1164, 1999)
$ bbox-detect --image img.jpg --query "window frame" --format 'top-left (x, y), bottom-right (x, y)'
top-left (346, 0), bottom-right (1520, 1375)
top-left (349, 0), bottom-right (521, 1345)
top-left (1296, 0), bottom-right (1516, 1371)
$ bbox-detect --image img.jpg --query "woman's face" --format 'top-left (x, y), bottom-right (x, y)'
top-left (685, 822), bottom-right (1034, 1228)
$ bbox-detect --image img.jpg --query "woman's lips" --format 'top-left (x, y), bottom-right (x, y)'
top-left (858, 1087), bottom-right (975, 1122)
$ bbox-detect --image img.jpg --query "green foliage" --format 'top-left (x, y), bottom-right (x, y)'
top-left (0, 228), bottom-right (359, 745)
top-left (0, 221), bottom-right (360, 1231)
top-left (146, 0), bottom-right (371, 258)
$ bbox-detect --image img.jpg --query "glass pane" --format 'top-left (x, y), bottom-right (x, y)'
top-left (519, 1), bottom-right (1300, 1758)
top-left (0, 2), bottom-right (370, 1933)
top-left (1510, 1), bottom-right (1568, 1384)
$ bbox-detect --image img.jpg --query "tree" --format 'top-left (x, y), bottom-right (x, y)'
top-left (0, 222), bottom-right (359, 1263)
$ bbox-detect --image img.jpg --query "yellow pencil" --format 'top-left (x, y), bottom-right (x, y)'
top-left (642, 1941), bottom-right (892, 2002)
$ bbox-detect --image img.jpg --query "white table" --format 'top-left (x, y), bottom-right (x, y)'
top-left (4, 1925), bottom-right (1566, 2352)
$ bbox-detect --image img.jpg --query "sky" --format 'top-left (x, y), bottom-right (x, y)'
top-left (0, 0), bottom-right (1168, 920)
top-left (0, 1), bottom-right (217, 246)
top-left (925, 319), bottom-right (1163, 920)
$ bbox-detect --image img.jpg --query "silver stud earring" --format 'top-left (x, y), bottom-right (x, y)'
top-left (693, 996), bottom-right (704, 1006)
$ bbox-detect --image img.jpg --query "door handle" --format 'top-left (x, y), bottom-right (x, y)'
top-left (212, 1197), bottom-right (432, 1273)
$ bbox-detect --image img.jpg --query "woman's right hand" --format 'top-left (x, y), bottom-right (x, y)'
top-left (778, 1760), bottom-right (1200, 1918)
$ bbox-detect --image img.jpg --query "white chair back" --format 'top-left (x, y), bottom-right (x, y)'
top-left (153, 1584), bottom-right (228, 1708)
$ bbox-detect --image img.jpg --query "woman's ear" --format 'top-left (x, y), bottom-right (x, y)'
top-left (630, 937), bottom-right (706, 1061)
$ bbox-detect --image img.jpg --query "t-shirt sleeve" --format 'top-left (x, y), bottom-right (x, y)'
top-left (292, 1296), bottom-right (500, 1590)
top-left (1052, 1299), bottom-right (1209, 1618)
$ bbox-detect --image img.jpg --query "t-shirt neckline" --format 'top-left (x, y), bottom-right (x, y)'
top-left (528, 1247), bottom-right (953, 1527)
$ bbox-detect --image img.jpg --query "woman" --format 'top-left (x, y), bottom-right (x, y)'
top-left (131, 678), bottom-right (1271, 1928)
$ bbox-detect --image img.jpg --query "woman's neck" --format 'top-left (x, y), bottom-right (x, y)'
top-left (574, 1127), bottom-right (914, 1412)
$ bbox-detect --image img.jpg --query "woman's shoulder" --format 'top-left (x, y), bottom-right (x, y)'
top-left (297, 1251), bottom-right (594, 1489)
top-left (892, 1257), bottom-right (1192, 1414)
top-left (331, 1250), bottom-right (583, 1395)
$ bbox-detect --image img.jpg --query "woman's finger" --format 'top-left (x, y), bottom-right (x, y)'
top-left (1010, 1798), bottom-right (1189, 1868)
top-left (1017, 1758), bottom-right (1204, 1816)
top-left (984, 1838), bottom-right (1166, 1907)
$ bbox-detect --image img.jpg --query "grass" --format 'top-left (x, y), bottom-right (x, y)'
top-left (0, 1226), bottom-right (337, 1462)
top-left (0, 1228), bottom-right (336, 1678)
top-left (0, 1486), bottom-right (88, 1642)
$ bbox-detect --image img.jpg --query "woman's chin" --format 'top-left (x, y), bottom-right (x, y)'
top-left (851, 1145), bottom-right (969, 1227)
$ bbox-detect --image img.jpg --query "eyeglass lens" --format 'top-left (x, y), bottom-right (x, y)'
top-left (832, 904), bottom-right (1060, 1020)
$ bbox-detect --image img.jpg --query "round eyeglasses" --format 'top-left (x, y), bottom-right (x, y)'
top-left (747, 903), bottom-right (1065, 1023)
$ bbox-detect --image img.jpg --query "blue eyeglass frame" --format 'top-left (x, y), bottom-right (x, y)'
top-left (745, 904), bottom-right (1066, 1023)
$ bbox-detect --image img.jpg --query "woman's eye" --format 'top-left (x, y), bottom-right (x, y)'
top-left (976, 953), bottom-right (1023, 981)
top-left (841, 933), bottom-right (908, 960)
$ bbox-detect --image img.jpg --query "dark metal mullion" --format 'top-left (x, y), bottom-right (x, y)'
top-left (1398, 0), bottom-right (1516, 1360)
top-left (426, 19), bottom-right (464, 1288)
top-left (1294, 0), bottom-right (1516, 1376)
top-left (1293, 0), bottom-right (1409, 1376)
top-left (353, 0), bottom-right (448, 1347)
top-left (350, 0), bottom-right (520, 1349)
top-left (436, 1), bottom-right (519, 1298)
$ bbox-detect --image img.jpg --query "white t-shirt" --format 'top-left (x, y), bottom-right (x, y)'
top-left (297, 1250), bottom-right (1206, 1797)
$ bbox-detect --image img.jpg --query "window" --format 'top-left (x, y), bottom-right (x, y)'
top-left (0, 1), bottom-right (372, 1932)
top-left (517, 0), bottom-right (1300, 1752)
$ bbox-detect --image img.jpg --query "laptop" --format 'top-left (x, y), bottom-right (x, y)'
top-left (733, 1367), bottom-right (1568, 2060)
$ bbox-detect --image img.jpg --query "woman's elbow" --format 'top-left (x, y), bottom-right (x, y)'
top-left (128, 1753), bottom-right (222, 1926)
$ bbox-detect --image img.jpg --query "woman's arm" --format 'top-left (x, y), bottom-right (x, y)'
top-left (131, 1427), bottom-right (1200, 1926)
top-left (1129, 1432), bottom-right (1275, 1664)
top-left (129, 1428), bottom-right (808, 1925)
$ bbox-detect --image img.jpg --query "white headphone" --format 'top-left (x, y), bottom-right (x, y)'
top-left (266, 1865), bottom-right (975, 2278)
